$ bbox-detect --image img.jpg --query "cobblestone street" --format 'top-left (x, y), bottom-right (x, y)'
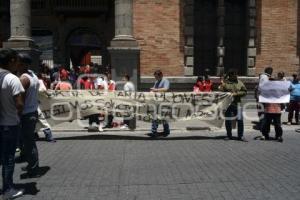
top-left (5, 128), bottom-right (300, 200)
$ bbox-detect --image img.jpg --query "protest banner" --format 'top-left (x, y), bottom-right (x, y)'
top-left (259, 81), bottom-right (291, 103)
top-left (38, 90), bottom-right (233, 128)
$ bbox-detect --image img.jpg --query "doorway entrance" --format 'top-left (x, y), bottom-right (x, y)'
top-left (67, 29), bottom-right (104, 71)
top-left (194, 0), bottom-right (217, 76)
top-left (224, 0), bottom-right (247, 75)
top-left (193, 0), bottom-right (248, 76)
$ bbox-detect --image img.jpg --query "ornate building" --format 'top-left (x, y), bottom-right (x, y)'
top-left (0, 0), bottom-right (300, 88)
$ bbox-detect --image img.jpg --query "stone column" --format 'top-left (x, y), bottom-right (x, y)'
top-left (216, 0), bottom-right (225, 76)
top-left (9, 0), bottom-right (32, 41)
top-left (3, 0), bottom-right (40, 71)
top-left (247, 0), bottom-right (257, 76)
top-left (108, 0), bottom-right (140, 89)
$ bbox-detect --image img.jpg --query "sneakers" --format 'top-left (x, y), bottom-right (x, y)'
top-left (120, 124), bottom-right (128, 130)
top-left (147, 132), bottom-right (158, 138)
top-left (3, 188), bottom-right (24, 200)
top-left (286, 122), bottom-right (292, 125)
top-left (277, 137), bottom-right (283, 142)
top-left (103, 124), bottom-right (113, 129)
top-left (224, 136), bottom-right (232, 141)
top-left (162, 132), bottom-right (170, 137)
top-left (43, 128), bottom-right (56, 143)
top-left (21, 165), bottom-right (40, 177)
top-left (238, 136), bottom-right (248, 142)
top-left (98, 124), bottom-right (104, 132)
top-left (260, 135), bottom-right (270, 140)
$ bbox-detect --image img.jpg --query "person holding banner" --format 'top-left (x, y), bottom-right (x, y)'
top-left (104, 72), bottom-right (116, 129)
top-left (219, 69), bottom-right (247, 142)
top-left (149, 70), bottom-right (170, 137)
top-left (254, 67), bottom-right (273, 131)
top-left (261, 72), bottom-right (286, 142)
top-left (120, 74), bottom-right (136, 130)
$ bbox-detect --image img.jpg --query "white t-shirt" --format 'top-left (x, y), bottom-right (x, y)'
top-left (0, 73), bottom-right (25, 125)
top-left (38, 79), bottom-right (47, 92)
top-left (124, 81), bottom-right (135, 92)
top-left (259, 73), bottom-right (270, 87)
top-left (95, 77), bottom-right (108, 91)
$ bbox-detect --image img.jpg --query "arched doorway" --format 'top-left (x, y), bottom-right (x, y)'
top-left (66, 28), bottom-right (104, 70)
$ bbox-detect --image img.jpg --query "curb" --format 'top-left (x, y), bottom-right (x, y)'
top-left (50, 125), bottom-right (300, 133)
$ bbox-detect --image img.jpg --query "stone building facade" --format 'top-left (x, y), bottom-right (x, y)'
top-left (0, 0), bottom-right (300, 88)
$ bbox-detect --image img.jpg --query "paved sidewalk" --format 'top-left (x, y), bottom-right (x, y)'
top-left (3, 128), bottom-right (300, 200)
top-left (51, 110), bottom-right (299, 133)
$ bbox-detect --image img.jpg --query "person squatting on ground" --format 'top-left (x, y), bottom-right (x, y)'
top-left (93, 74), bottom-right (109, 132)
top-left (0, 49), bottom-right (25, 200)
top-left (261, 72), bottom-right (286, 142)
top-left (219, 69), bottom-right (248, 142)
top-left (103, 72), bottom-right (116, 129)
top-left (288, 74), bottom-right (300, 125)
top-left (18, 53), bottom-right (40, 176)
top-left (149, 70), bottom-right (170, 137)
top-left (78, 71), bottom-right (100, 131)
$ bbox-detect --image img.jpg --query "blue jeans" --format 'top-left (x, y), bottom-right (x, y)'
top-left (151, 120), bottom-right (170, 134)
top-left (0, 125), bottom-right (19, 192)
top-left (21, 112), bottom-right (39, 169)
top-left (225, 104), bottom-right (244, 138)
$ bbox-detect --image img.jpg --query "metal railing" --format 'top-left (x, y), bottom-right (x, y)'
top-left (52, 0), bottom-right (107, 9)
top-left (32, 0), bottom-right (46, 10)
top-left (31, 0), bottom-right (108, 11)
top-left (0, 0), bottom-right (9, 10)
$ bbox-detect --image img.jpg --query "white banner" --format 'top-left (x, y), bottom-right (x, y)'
top-left (38, 90), bottom-right (233, 128)
top-left (259, 81), bottom-right (291, 103)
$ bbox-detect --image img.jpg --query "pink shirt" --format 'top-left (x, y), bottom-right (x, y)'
top-left (55, 81), bottom-right (72, 90)
top-left (264, 103), bottom-right (281, 114)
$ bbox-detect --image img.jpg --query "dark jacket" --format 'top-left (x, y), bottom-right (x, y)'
top-left (220, 79), bottom-right (247, 105)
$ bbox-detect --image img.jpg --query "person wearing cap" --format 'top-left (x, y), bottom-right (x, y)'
top-left (149, 70), bottom-right (170, 137)
top-left (18, 53), bottom-right (40, 176)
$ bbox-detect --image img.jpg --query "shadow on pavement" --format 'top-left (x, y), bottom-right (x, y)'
top-left (15, 182), bottom-right (39, 195)
top-left (0, 182), bottom-right (39, 196)
top-left (20, 166), bottom-right (50, 179)
top-left (54, 134), bottom-right (230, 141)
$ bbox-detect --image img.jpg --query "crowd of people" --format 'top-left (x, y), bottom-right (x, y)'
top-left (1, 47), bottom-right (299, 199)
top-left (0, 49), bottom-right (137, 199)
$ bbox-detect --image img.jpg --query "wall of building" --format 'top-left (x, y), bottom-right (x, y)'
top-left (256, 0), bottom-right (299, 76)
top-left (133, 0), bottom-right (185, 76)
